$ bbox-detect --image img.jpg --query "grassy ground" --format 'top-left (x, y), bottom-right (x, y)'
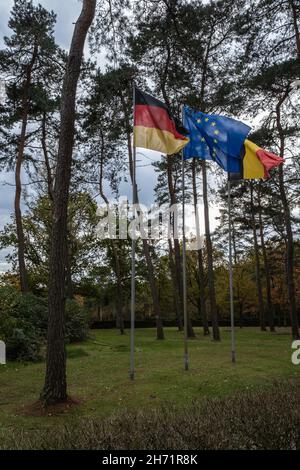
top-left (0, 327), bottom-right (299, 435)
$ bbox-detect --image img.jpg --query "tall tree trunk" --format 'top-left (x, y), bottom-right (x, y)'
top-left (257, 183), bottom-right (275, 332)
top-left (239, 300), bottom-right (244, 328)
top-left (15, 44), bottom-right (38, 293)
top-left (41, 111), bottom-right (54, 202)
top-left (250, 182), bottom-right (266, 331)
top-left (276, 91), bottom-right (299, 339)
top-left (122, 96), bottom-right (164, 340)
top-left (166, 155), bottom-right (195, 338)
top-left (111, 242), bottom-right (124, 335)
top-left (65, 239), bottom-right (74, 300)
top-left (168, 239), bottom-right (183, 331)
top-left (15, 135), bottom-right (29, 294)
top-left (160, 68), bottom-right (194, 336)
top-left (115, 257), bottom-right (125, 334)
top-left (202, 161), bottom-right (220, 340)
top-left (232, 221), bottom-right (244, 328)
top-left (141, 239), bottom-right (164, 339)
top-left (41, 0), bottom-right (96, 406)
top-left (289, 0), bottom-right (300, 57)
top-left (192, 159), bottom-right (209, 335)
top-left (99, 129), bottom-right (125, 334)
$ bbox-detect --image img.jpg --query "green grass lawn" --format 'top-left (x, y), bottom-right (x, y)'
top-left (0, 327), bottom-right (299, 434)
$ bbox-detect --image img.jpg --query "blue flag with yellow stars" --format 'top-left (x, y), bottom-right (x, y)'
top-left (182, 106), bottom-right (251, 172)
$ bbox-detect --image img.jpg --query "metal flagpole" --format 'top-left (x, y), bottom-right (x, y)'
top-left (228, 178), bottom-right (236, 363)
top-left (130, 84), bottom-right (137, 380)
top-left (181, 105), bottom-right (189, 371)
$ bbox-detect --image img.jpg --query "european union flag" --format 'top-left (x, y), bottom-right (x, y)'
top-left (183, 106), bottom-right (251, 173)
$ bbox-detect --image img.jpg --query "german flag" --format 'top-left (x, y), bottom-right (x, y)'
top-left (134, 87), bottom-right (189, 155)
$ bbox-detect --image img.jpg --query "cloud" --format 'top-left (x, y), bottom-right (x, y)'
top-left (0, 246), bottom-right (13, 274)
top-left (0, 171), bottom-right (22, 271)
top-left (38, 0), bottom-right (82, 50)
top-left (0, 172), bottom-right (15, 230)
top-left (0, 0), bottom-right (14, 48)
top-left (0, 1), bottom-right (82, 48)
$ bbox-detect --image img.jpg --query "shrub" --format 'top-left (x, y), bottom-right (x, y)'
top-left (0, 286), bottom-right (90, 361)
top-left (0, 381), bottom-right (299, 450)
top-left (0, 286), bottom-right (20, 339)
top-left (12, 292), bottom-right (48, 335)
top-left (0, 306), bottom-right (18, 341)
top-left (6, 327), bottom-right (42, 362)
top-left (65, 299), bottom-right (90, 343)
top-left (0, 286), bottom-right (47, 362)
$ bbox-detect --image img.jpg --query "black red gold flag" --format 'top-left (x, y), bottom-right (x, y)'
top-left (134, 87), bottom-right (189, 154)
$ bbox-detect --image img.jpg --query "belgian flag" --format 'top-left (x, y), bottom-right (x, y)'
top-left (230, 139), bottom-right (284, 180)
top-left (134, 87), bottom-right (189, 155)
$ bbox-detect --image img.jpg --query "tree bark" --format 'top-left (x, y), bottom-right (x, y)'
top-left (250, 182), bottom-right (266, 331)
top-left (65, 239), bottom-right (74, 300)
top-left (166, 155), bottom-right (195, 338)
top-left (41, 0), bottom-right (96, 406)
top-left (202, 161), bottom-right (220, 340)
top-left (160, 60), bottom-right (195, 337)
top-left (276, 90), bottom-right (299, 339)
top-left (15, 44), bottom-right (38, 293)
top-left (192, 159), bottom-right (209, 335)
top-left (238, 300), bottom-right (244, 328)
top-left (288, 0), bottom-right (300, 57)
top-left (115, 261), bottom-right (125, 334)
top-left (160, 56), bottom-right (194, 336)
top-left (41, 111), bottom-right (54, 202)
top-left (257, 183), bottom-right (275, 332)
top-left (99, 129), bottom-right (125, 334)
top-left (168, 239), bottom-right (183, 331)
top-left (141, 238), bottom-right (164, 339)
top-left (15, 128), bottom-right (29, 294)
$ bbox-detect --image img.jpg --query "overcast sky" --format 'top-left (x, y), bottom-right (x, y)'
top-left (0, 0), bottom-right (84, 272)
top-left (0, 0), bottom-right (220, 273)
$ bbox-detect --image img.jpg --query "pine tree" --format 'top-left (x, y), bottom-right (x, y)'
top-left (0, 0), bottom-right (61, 293)
top-left (41, 0), bottom-right (97, 406)
top-left (234, 0), bottom-right (300, 338)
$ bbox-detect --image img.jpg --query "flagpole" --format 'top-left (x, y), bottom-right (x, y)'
top-left (181, 105), bottom-right (189, 371)
top-left (228, 178), bottom-right (236, 363)
top-left (130, 83), bottom-right (137, 381)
